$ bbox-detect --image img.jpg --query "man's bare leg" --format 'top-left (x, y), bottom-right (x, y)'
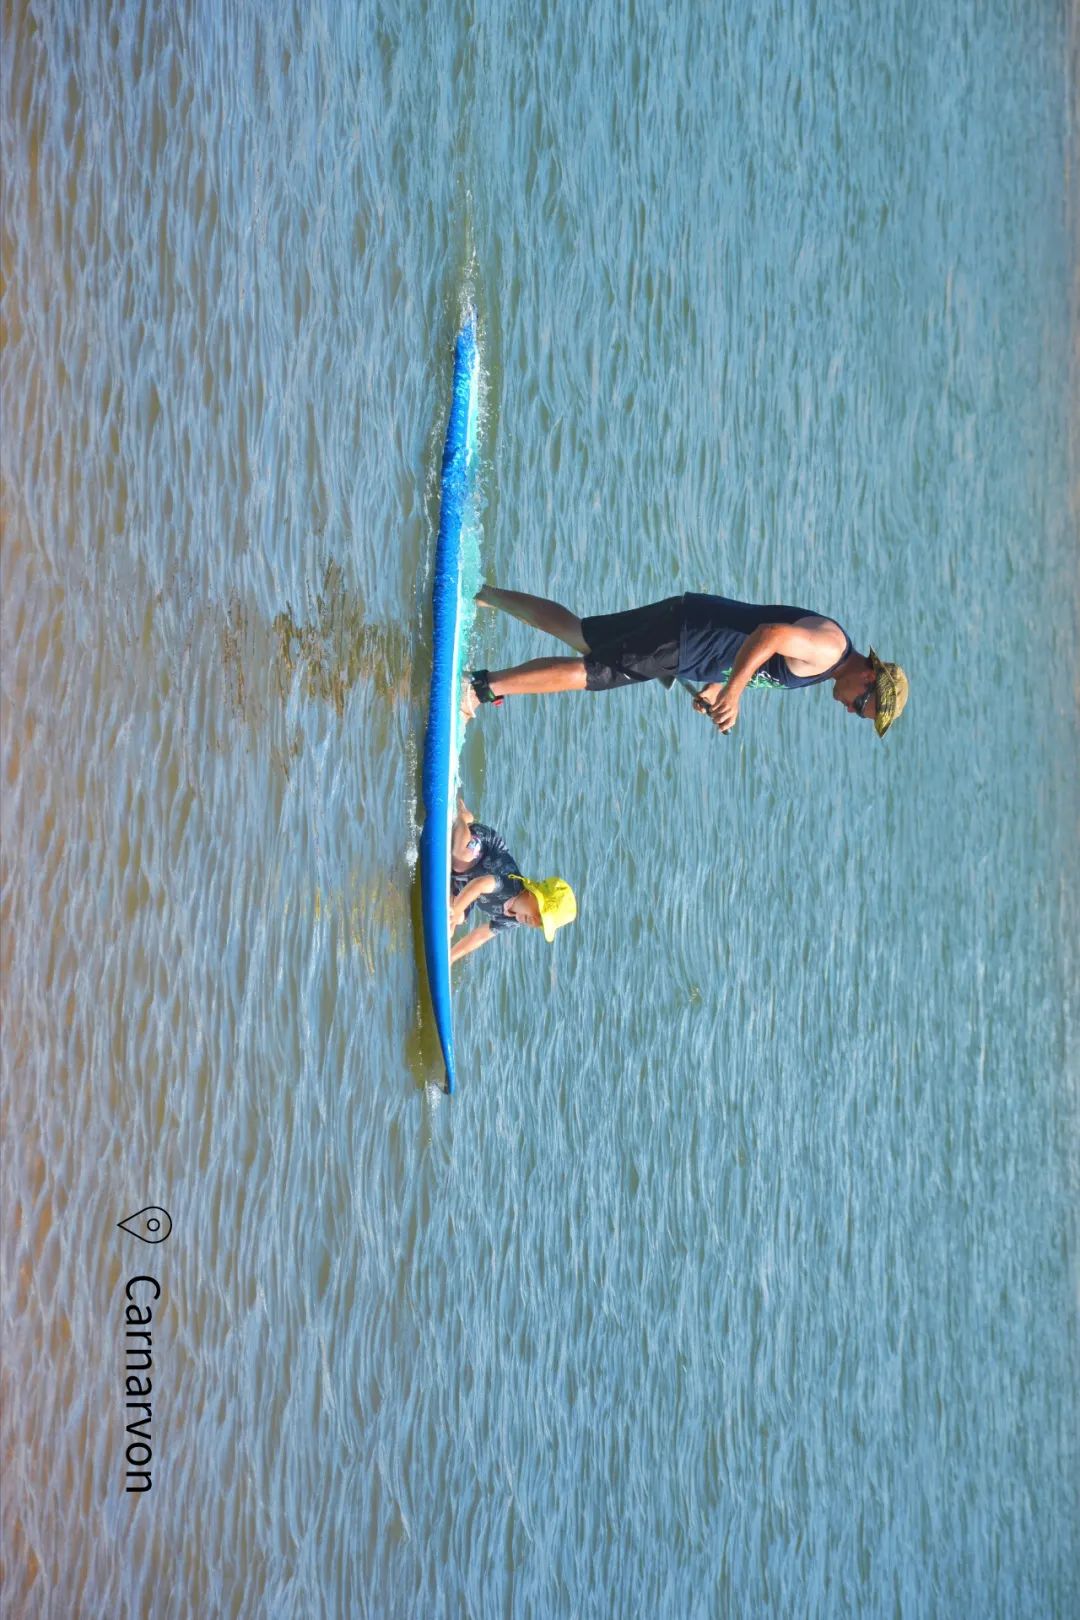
top-left (460, 656), bottom-right (587, 721)
top-left (484, 657), bottom-right (588, 696)
top-left (476, 585), bottom-right (588, 653)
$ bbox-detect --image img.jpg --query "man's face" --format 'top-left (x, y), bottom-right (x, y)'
top-left (833, 664), bottom-right (877, 721)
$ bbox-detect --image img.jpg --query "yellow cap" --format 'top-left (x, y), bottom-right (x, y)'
top-left (868, 648), bottom-right (909, 738)
top-left (514, 876), bottom-right (578, 943)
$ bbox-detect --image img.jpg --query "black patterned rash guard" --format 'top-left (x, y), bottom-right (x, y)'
top-left (450, 823), bottom-right (524, 934)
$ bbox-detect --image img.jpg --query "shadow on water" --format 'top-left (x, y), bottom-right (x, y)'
top-left (220, 561), bottom-right (413, 742)
top-left (270, 575), bottom-right (412, 715)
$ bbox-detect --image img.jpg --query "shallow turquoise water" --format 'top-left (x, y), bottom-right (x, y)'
top-left (2, 2), bottom-right (1077, 1616)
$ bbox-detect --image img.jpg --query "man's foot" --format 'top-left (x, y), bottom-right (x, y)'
top-left (466, 670), bottom-right (504, 707)
top-left (460, 677), bottom-right (480, 723)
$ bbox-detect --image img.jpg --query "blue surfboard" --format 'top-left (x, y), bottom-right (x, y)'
top-left (419, 312), bottom-right (481, 1093)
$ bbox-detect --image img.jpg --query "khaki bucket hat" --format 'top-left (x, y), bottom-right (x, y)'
top-left (868, 648), bottom-right (909, 738)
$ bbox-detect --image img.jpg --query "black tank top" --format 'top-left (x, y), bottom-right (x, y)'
top-left (677, 593), bottom-right (852, 688)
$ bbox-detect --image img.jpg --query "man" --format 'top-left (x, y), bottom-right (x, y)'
top-left (449, 797), bottom-right (577, 965)
top-left (461, 585), bottom-right (908, 737)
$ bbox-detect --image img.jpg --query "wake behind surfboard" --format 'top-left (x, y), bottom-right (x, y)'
top-left (419, 311), bottom-right (482, 1093)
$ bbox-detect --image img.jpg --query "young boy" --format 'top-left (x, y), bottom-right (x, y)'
top-left (449, 798), bottom-right (576, 965)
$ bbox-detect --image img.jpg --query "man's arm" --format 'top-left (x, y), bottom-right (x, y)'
top-left (450, 923), bottom-right (495, 965)
top-left (698, 618), bottom-right (846, 732)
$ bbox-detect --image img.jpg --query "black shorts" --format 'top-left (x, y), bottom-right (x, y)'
top-left (581, 596), bottom-right (684, 691)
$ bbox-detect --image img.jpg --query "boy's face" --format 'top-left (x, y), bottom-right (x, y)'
top-left (507, 890), bottom-right (543, 929)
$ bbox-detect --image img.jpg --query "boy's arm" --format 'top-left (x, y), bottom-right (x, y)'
top-left (450, 873), bottom-right (497, 932)
top-left (450, 924), bottom-right (494, 965)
